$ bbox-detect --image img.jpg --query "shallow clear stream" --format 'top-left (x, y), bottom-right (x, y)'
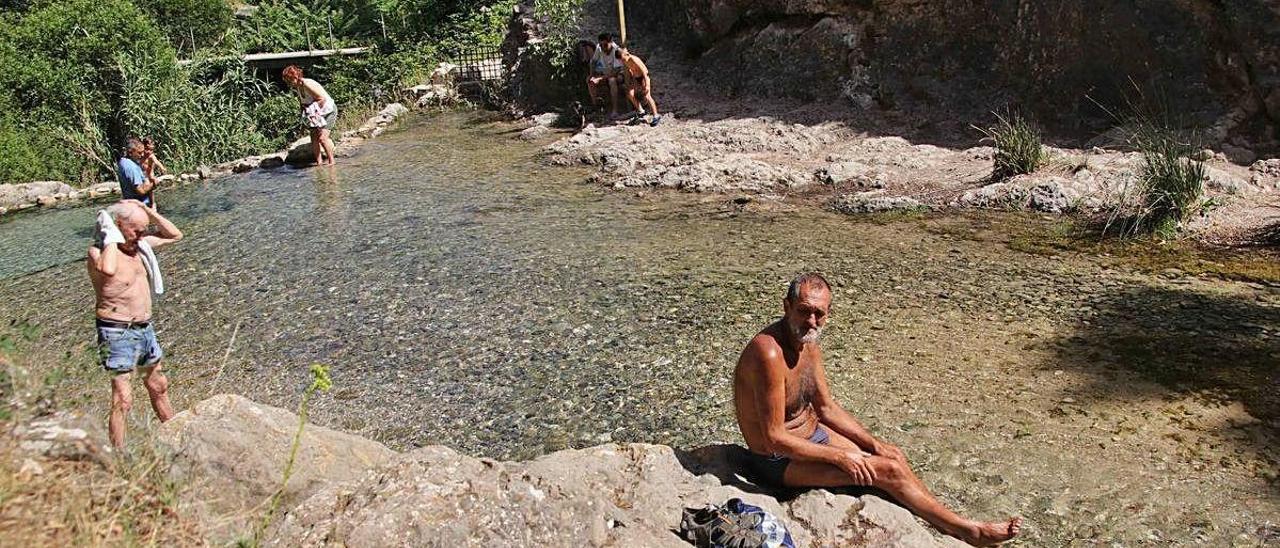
top-left (1, 112), bottom-right (1276, 546)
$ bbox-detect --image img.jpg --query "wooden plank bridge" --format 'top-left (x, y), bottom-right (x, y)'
top-left (177, 47), bottom-right (371, 69)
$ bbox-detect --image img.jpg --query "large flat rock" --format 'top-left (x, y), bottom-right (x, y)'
top-left (155, 394), bottom-right (398, 542)
top-left (160, 395), bottom-right (964, 546)
top-left (268, 442), bottom-right (965, 547)
top-left (0, 181), bottom-right (74, 209)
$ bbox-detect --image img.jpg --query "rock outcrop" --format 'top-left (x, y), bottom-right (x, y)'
top-left (0, 181), bottom-right (74, 210)
top-left (156, 394), bottom-right (398, 542)
top-left (547, 118), bottom-right (833, 192)
top-left (157, 395), bottom-right (963, 546)
top-left (625, 0), bottom-right (1280, 152)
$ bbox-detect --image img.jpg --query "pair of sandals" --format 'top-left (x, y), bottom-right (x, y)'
top-left (625, 112), bottom-right (662, 127)
top-left (597, 101), bottom-right (663, 127)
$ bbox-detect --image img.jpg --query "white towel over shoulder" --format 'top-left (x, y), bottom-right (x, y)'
top-left (137, 240), bottom-right (164, 295)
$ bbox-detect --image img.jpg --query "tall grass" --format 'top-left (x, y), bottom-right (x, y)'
top-left (976, 112), bottom-right (1048, 178)
top-left (1096, 88), bottom-right (1208, 239)
top-left (0, 322), bottom-right (203, 546)
top-left (1104, 127), bottom-right (1206, 238)
top-left (116, 55), bottom-right (292, 173)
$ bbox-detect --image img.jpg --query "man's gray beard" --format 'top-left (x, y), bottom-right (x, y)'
top-left (792, 324), bottom-right (823, 344)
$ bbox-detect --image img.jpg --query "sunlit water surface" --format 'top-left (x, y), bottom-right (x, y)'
top-left (2, 112), bottom-right (1277, 546)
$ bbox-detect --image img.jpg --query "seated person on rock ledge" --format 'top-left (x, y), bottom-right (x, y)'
top-left (585, 32), bottom-right (624, 119)
top-left (733, 273), bottom-right (1022, 546)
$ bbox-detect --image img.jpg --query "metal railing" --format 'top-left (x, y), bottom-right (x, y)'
top-left (451, 47), bottom-right (504, 82)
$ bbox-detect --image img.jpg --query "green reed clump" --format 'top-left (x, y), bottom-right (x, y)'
top-left (1102, 115), bottom-right (1207, 239)
top-left (977, 112), bottom-right (1048, 178)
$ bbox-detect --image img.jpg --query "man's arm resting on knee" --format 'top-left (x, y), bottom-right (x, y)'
top-left (749, 344), bottom-right (872, 474)
top-left (811, 359), bottom-right (900, 458)
top-left (754, 361), bottom-right (878, 484)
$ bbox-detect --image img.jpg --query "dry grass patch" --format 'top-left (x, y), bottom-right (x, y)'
top-left (0, 438), bottom-right (205, 547)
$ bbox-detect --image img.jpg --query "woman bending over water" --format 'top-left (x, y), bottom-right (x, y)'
top-left (283, 65), bottom-right (338, 166)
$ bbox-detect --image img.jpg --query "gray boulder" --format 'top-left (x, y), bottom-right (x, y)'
top-left (819, 160), bottom-right (886, 188)
top-left (164, 395), bottom-right (965, 547)
top-left (1028, 181), bottom-right (1071, 213)
top-left (0, 181), bottom-right (74, 209)
top-left (378, 102), bottom-right (409, 119)
top-left (519, 125), bottom-right (554, 141)
top-left (231, 157), bottom-right (261, 173)
top-left (956, 182), bottom-right (1029, 210)
top-left (414, 84), bottom-right (460, 108)
top-left (1250, 158), bottom-right (1280, 177)
top-left (155, 394), bottom-right (398, 543)
top-left (285, 137), bottom-right (315, 165)
top-left (531, 112), bottom-right (560, 127)
top-left (12, 411), bottom-right (110, 465)
top-left (258, 156), bottom-right (286, 170)
top-left (1205, 166), bottom-right (1250, 194)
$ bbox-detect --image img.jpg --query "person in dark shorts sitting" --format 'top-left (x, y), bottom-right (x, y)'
top-left (733, 273), bottom-right (1022, 546)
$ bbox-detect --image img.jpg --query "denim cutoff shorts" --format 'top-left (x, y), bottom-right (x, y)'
top-left (96, 322), bottom-right (163, 374)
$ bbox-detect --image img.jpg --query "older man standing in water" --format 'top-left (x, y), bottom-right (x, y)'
top-left (733, 273), bottom-right (1021, 546)
top-left (88, 200), bottom-right (183, 449)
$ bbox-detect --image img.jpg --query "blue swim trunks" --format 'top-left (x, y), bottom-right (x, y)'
top-left (96, 319), bottom-right (163, 374)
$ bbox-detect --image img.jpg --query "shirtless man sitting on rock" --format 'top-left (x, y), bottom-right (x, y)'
top-left (88, 200), bottom-right (183, 449)
top-left (734, 273), bottom-right (1021, 546)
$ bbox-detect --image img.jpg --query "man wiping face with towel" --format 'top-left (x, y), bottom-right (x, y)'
top-left (88, 199), bottom-right (183, 449)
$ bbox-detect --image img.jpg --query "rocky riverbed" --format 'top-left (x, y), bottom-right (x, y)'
top-left (538, 100), bottom-right (1280, 245)
top-left (506, 0), bottom-right (1280, 246)
top-left (1, 112), bottom-right (1277, 545)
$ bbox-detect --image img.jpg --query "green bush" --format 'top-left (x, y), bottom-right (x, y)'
top-left (254, 93), bottom-right (305, 146)
top-left (0, 116), bottom-right (99, 185)
top-left (1098, 95), bottom-right (1208, 238)
top-left (115, 55), bottom-right (278, 172)
top-left (1114, 130), bottom-right (1206, 237)
top-left (0, 0), bottom-right (175, 182)
top-left (134, 0), bottom-right (234, 52)
top-left (1142, 140), bottom-right (1206, 236)
top-left (0, 0), bottom-right (173, 116)
top-left (977, 112), bottom-right (1048, 178)
top-left (227, 0), bottom-right (382, 53)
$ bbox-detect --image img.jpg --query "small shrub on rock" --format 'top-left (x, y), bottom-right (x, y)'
top-left (1134, 133), bottom-right (1206, 236)
top-left (1104, 118), bottom-right (1207, 238)
top-left (977, 113), bottom-right (1048, 179)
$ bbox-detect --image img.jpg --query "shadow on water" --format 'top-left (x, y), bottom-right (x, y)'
top-left (1048, 284), bottom-right (1280, 455)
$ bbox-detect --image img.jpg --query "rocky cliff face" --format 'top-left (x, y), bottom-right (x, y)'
top-left (150, 395), bottom-right (965, 546)
top-left (625, 0), bottom-right (1280, 149)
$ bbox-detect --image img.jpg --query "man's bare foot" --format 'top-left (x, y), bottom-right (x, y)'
top-left (962, 517), bottom-right (1022, 546)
